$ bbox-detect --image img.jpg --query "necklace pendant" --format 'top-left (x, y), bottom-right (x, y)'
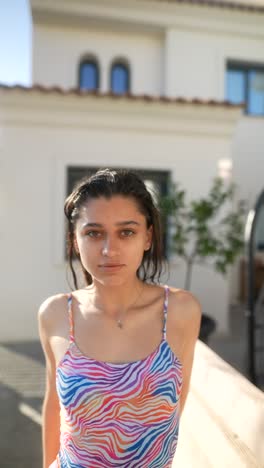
top-left (117, 319), bottom-right (123, 329)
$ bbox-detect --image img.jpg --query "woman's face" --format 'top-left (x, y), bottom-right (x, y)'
top-left (74, 195), bottom-right (153, 286)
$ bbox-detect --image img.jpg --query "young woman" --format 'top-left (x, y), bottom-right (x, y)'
top-left (38, 168), bottom-right (201, 468)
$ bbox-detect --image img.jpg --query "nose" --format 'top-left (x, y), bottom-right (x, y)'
top-left (102, 236), bottom-right (120, 258)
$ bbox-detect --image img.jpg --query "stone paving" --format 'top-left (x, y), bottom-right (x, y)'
top-left (0, 341), bottom-right (45, 467)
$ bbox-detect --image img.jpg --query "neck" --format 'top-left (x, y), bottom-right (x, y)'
top-left (84, 278), bottom-right (145, 318)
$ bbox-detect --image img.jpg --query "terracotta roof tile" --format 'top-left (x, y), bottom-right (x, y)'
top-left (0, 84), bottom-right (244, 109)
top-left (159, 0), bottom-right (264, 13)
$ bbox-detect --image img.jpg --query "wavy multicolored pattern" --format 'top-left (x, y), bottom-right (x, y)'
top-left (51, 285), bottom-right (183, 468)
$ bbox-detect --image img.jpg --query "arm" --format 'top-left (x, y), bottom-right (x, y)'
top-left (178, 293), bottom-right (202, 417)
top-left (38, 298), bottom-right (61, 468)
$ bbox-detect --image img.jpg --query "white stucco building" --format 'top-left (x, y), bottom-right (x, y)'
top-left (1, 0), bottom-right (264, 340)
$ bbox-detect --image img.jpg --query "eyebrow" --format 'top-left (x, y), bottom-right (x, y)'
top-left (81, 220), bottom-right (141, 228)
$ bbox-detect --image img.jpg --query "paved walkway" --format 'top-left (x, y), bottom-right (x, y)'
top-left (0, 304), bottom-right (259, 467)
top-left (0, 341), bottom-right (45, 467)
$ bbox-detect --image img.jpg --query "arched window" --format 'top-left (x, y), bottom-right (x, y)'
top-left (110, 61), bottom-right (130, 94)
top-left (79, 58), bottom-right (99, 91)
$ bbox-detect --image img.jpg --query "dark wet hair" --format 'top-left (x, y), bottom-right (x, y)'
top-left (64, 168), bottom-right (165, 289)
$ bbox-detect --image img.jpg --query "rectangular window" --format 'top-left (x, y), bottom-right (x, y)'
top-left (226, 62), bottom-right (264, 116)
top-left (66, 166), bottom-right (170, 259)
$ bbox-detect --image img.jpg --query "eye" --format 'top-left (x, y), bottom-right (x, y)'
top-left (121, 229), bottom-right (135, 237)
top-left (86, 231), bottom-right (102, 238)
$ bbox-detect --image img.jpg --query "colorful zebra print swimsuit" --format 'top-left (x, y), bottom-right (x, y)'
top-left (51, 285), bottom-right (183, 467)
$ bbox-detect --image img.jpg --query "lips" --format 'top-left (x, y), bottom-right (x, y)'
top-left (99, 264), bottom-right (124, 267)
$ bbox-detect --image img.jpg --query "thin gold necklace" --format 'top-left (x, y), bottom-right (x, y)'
top-left (89, 284), bottom-right (144, 330)
top-left (116, 284), bottom-right (144, 329)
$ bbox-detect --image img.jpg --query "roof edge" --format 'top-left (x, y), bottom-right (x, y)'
top-left (152, 0), bottom-right (264, 14)
top-left (0, 84), bottom-right (244, 110)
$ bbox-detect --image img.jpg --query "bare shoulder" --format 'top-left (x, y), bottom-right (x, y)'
top-left (167, 287), bottom-right (202, 332)
top-left (38, 293), bottom-right (69, 332)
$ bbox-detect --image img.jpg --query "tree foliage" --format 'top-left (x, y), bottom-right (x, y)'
top-left (159, 178), bottom-right (246, 290)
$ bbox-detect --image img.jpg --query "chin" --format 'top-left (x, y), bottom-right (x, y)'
top-left (93, 273), bottom-right (134, 287)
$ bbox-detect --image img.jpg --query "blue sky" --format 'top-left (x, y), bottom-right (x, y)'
top-left (0, 0), bottom-right (31, 85)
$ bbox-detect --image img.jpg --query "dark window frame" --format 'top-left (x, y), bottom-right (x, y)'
top-left (110, 60), bottom-right (130, 95)
top-left (65, 166), bottom-right (170, 260)
top-left (78, 57), bottom-right (100, 91)
top-left (226, 60), bottom-right (264, 116)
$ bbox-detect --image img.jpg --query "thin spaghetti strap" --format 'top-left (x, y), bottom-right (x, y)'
top-left (67, 293), bottom-right (75, 343)
top-left (162, 285), bottom-right (169, 340)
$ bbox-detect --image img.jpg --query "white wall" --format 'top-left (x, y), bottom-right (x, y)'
top-left (165, 28), bottom-right (264, 101)
top-left (232, 117), bottom-right (264, 208)
top-left (32, 24), bottom-right (163, 95)
top-left (0, 90), bottom-right (241, 340)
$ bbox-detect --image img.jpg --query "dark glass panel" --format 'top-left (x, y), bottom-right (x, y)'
top-left (111, 64), bottom-right (129, 94)
top-left (225, 69), bottom-right (245, 104)
top-left (248, 70), bottom-right (264, 115)
top-left (79, 61), bottom-right (99, 90)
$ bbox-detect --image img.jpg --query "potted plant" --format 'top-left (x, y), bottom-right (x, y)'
top-left (159, 177), bottom-right (246, 343)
